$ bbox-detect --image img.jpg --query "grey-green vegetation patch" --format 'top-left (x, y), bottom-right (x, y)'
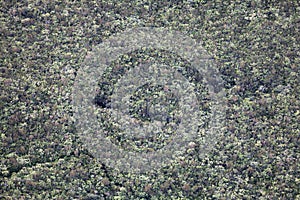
top-left (1, 0), bottom-right (299, 199)
top-left (72, 27), bottom-right (226, 174)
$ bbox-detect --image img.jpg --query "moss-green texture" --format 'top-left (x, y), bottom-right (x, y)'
top-left (1, 0), bottom-right (299, 199)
